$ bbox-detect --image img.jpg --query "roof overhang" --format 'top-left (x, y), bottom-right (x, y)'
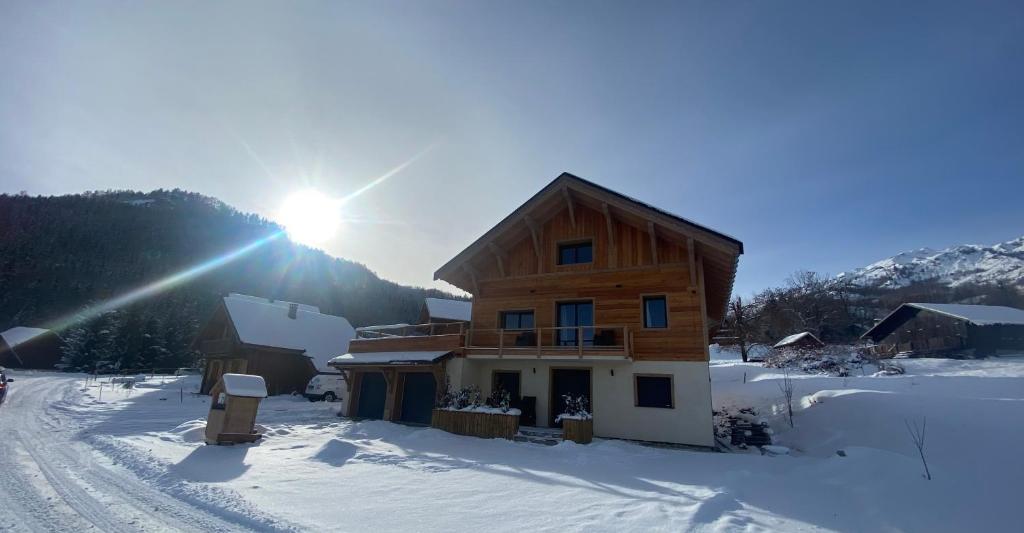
top-left (328, 350), bottom-right (452, 367)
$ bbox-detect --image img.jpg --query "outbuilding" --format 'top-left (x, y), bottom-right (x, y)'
top-left (205, 373), bottom-right (268, 445)
top-left (773, 331), bottom-right (825, 351)
top-left (862, 303), bottom-right (1024, 357)
top-left (0, 327), bottom-right (62, 369)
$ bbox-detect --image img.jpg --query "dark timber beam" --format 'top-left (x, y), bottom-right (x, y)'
top-left (562, 187), bottom-right (576, 228)
top-left (487, 242), bottom-right (506, 277)
top-left (687, 237), bottom-right (697, 288)
top-left (601, 202), bottom-right (616, 267)
top-left (524, 216), bottom-right (543, 272)
top-left (648, 221), bottom-right (659, 266)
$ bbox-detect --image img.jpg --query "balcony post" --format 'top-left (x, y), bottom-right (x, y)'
top-left (498, 328), bottom-right (504, 358)
top-left (537, 327), bottom-right (542, 358)
top-left (578, 326), bottom-right (584, 357)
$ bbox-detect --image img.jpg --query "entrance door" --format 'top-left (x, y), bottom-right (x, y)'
top-left (399, 372), bottom-right (436, 425)
top-left (356, 372), bottom-right (387, 419)
top-left (550, 368), bottom-right (591, 427)
top-left (557, 302), bottom-right (594, 347)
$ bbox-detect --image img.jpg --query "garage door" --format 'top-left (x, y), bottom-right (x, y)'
top-left (356, 372), bottom-right (387, 419)
top-left (399, 373), bottom-right (436, 425)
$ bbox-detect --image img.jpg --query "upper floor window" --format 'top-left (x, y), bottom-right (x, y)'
top-left (501, 310), bottom-right (535, 330)
top-left (558, 241), bottom-right (593, 265)
top-left (643, 295), bottom-right (668, 328)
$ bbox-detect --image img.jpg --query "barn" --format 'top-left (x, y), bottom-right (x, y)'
top-left (773, 331), bottom-right (825, 351)
top-left (193, 294), bottom-right (356, 395)
top-left (0, 327), bottom-right (63, 369)
top-left (861, 303), bottom-right (1024, 357)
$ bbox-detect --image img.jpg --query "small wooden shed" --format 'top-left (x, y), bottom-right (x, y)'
top-left (205, 373), bottom-right (268, 445)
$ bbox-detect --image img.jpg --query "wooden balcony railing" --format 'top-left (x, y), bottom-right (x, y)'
top-left (349, 322), bottom-right (633, 359)
top-left (466, 325), bottom-right (632, 358)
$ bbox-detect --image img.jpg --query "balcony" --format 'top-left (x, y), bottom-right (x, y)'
top-left (350, 323), bottom-right (632, 360)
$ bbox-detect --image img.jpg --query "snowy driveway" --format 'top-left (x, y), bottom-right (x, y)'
top-left (0, 373), bottom-right (289, 532)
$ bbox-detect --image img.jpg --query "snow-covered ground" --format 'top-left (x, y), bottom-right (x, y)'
top-left (2, 356), bottom-right (1022, 532)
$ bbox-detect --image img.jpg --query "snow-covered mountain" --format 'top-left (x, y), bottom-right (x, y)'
top-left (839, 236), bottom-right (1024, 289)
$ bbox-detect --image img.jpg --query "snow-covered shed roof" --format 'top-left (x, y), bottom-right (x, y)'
top-left (773, 331), bottom-right (824, 349)
top-left (220, 373), bottom-right (268, 398)
top-left (328, 351), bottom-right (451, 366)
top-left (424, 298), bottom-right (472, 322)
top-left (223, 294), bottom-right (356, 372)
top-left (1, 327), bottom-right (51, 349)
top-left (862, 303), bottom-right (1024, 342)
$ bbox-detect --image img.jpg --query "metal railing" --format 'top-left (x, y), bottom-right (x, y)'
top-left (355, 322), bottom-right (465, 339)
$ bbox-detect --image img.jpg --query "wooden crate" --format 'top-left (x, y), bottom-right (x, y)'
top-left (431, 409), bottom-right (520, 440)
top-left (562, 418), bottom-right (593, 444)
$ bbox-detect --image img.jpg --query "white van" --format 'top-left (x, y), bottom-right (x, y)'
top-left (304, 373), bottom-right (345, 402)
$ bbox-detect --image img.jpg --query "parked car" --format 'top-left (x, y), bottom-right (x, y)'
top-left (0, 368), bottom-right (13, 404)
top-left (304, 373), bottom-right (345, 402)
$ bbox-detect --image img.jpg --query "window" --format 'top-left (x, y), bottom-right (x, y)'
top-left (501, 310), bottom-right (535, 330)
top-left (557, 301), bottom-right (594, 346)
top-left (635, 375), bottom-right (673, 408)
top-left (558, 241), bottom-right (593, 265)
top-left (643, 295), bottom-right (668, 329)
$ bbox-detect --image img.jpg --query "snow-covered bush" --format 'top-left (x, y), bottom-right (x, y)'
top-left (437, 384), bottom-right (482, 410)
top-left (486, 386), bottom-right (511, 413)
top-left (556, 394), bottom-right (591, 422)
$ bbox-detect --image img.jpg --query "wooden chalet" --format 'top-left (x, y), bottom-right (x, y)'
top-left (0, 327), bottom-right (62, 370)
top-left (194, 294), bottom-right (355, 396)
top-left (862, 303), bottom-right (1024, 357)
top-left (330, 172), bottom-right (742, 446)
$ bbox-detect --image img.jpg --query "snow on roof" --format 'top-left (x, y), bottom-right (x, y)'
top-left (220, 373), bottom-right (268, 398)
top-left (424, 298), bottom-right (472, 321)
top-left (328, 351), bottom-right (451, 366)
top-left (223, 294), bottom-right (355, 372)
top-left (773, 331), bottom-right (823, 348)
top-left (1, 327), bottom-right (51, 348)
top-left (228, 293), bottom-right (319, 313)
top-left (906, 303), bottom-right (1024, 326)
top-left (356, 323), bottom-right (412, 332)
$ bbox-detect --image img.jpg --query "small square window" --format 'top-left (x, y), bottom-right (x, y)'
top-left (635, 375), bottom-right (673, 408)
top-left (501, 310), bottom-right (534, 330)
top-left (558, 241), bottom-right (593, 265)
top-left (643, 296), bottom-right (668, 328)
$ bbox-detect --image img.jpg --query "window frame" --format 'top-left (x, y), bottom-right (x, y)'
top-left (556, 239), bottom-right (594, 266)
top-left (633, 373), bottom-right (674, 409)
top-left (498, 309), bottom-right (536, 330)
top-left (641, 294), bottom-right (669, 330)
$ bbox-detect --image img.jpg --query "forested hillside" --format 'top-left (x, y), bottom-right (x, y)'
top-left (0, 190), bottom-right (461, 371)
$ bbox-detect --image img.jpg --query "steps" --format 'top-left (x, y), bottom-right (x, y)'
top-left (515, 426), bottom-right (563, 446)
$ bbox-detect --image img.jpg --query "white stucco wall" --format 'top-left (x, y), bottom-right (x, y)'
top-left (456, 358), bottom-right (714, 447)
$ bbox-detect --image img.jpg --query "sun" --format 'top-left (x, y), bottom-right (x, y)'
top-left (277, 189), bottom-right (342, 246)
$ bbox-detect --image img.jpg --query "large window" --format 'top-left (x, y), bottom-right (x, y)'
top-left (643, 295), bottom-right (668, 329)
top-left (635, 375), bottom-right (673, 408)
top-left (501, 310), bottom-right (535, 330)
top-left (558, 241), bottom-right (593, 265)
top-left (557, 301), bottom-right (594, 346)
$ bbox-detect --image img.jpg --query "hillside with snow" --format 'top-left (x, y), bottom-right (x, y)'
top-left (839, 236), bottom-right (1024, 289)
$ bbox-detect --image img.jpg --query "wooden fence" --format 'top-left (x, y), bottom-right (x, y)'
top-left (431, 409), bottom-right (519, 440)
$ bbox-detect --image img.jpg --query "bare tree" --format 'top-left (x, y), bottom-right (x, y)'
top-left (779, 369), bottom-right (795, 428)
top-left (905, 417), bottom-right (932, 480)
top-left (726, 296), bottom-right (758, 362)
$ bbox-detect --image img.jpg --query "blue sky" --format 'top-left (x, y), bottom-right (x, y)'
top-left (1, 1), bottom-right (1022, 296)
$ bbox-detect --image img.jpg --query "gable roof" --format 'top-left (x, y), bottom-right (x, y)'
top-left (1, 327), bottom-right (51, 349)
top-left (773, 331), bottom-right (824, 349)
top-left (433, 172), bottom-right (743, 323)
top-left (222, 294), bottom-right (356, 372)
top-left (424, 298), bottom-right (472, 322)
top-left (861, 303), bottom-right (1024, 342)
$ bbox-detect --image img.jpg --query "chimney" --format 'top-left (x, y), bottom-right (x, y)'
top-left (288, 303), bottom-right (298, 319)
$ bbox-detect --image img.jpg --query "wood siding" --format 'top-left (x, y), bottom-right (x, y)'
top-left (464, 201), bottom-right (709, 362)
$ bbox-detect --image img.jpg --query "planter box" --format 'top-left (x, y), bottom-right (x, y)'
top-left (431, 409), bottom-right (519, 440)
top-left (562, 418), bottom-right (593, 444)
